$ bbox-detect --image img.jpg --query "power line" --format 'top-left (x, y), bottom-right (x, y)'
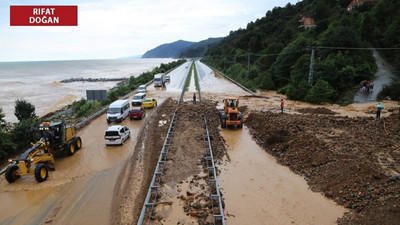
top-left (313, 46), bottom-right (400, 50)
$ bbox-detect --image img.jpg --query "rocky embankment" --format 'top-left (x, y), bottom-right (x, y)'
top-left (245, 109), bottom-right (400, 225)
top-left (60, 77), bottom-right (127, 83)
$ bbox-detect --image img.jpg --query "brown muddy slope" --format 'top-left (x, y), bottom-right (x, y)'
top-left (111, 98), bottom-right (176, 225)
top-left (245, 110), bottom-right (400, 225)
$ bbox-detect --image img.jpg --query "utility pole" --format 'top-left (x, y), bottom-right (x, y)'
top-left (308, 46), bottom-right (315, 85)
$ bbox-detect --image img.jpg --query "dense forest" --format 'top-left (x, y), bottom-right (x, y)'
top-left (203, 0), bottom-right (400, 104)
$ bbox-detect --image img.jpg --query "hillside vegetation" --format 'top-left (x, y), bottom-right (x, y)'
top-left (142, 38), bottom-right (222, 58)
top-left (203, 0), bottom-right (400, 104)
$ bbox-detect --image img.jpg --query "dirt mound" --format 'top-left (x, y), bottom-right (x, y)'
top-left (297, 107), bottom-right (337, 115)
top-left (245, 111), bottom-right (400, 225)
top-left (151, 100), bottom-right (225, 224)
top-left (111, 99), bottom-right (225, 224)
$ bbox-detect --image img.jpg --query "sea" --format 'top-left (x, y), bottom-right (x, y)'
top-left (0, 58), bottom-right (173, 123)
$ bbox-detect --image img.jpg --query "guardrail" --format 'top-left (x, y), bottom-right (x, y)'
top-left (206, 65), bottom-right (257, 96)
top-left (75, 63), bottom-right (181, 130)
top-left (202, 115), bottom-right (225, 225)
top-left (137, 111), bottom-right (178, 225)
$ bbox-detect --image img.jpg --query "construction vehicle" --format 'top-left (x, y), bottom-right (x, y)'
top-left (4, 121), bottom-right (82, 183)
top-left (219, 97), bottom-right (243, 128)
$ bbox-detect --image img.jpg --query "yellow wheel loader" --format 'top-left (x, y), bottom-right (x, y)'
top-left (4, 121), bottom-right (82, 183)
top-left (219, 97), bottom-right (243, 129)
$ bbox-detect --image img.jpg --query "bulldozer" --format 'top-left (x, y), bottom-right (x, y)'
top-left (219, 97), bottom-right (243, 128)
top-left (4, 121), bottom-right (82, 183)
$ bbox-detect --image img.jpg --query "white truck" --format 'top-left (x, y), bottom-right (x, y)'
top-left (153, 73), bottom-right (165, 87)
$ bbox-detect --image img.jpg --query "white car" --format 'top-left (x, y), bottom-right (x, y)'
top-left (104, 125), bottom-right (130, 145)
top-left (137, 85), bottom-right (146, 93)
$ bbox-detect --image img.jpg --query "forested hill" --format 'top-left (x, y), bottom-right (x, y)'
top-left (203, 0), bottom-right (400, 104)
top-left (142, 40), bottom-right (195, 58)
top-left (142, 38), bottom-right (222, 58)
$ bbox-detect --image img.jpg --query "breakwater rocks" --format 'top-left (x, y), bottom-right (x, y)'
top-left (60, 77), bottom-right (128, 83)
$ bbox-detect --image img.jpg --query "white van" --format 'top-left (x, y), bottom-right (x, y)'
top-left (132, 93), bottom-right (146, 106)
top-left (106, 100), bottom-right (130, 123)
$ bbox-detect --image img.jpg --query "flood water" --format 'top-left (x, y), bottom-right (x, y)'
top-left (219, 128), bottom-right (346, 225)
top-left (0, 104), bottom-right (150, 224)
top-left (353, 50), bottom-right (397, 103)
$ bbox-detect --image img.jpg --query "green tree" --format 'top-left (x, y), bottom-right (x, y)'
top-left (0, 108), bottom-right (7, 131)
top-left (0, 108), bottom-right (14, 161)
top-left (11, 118), bottom-right (41, 150)
top-left (14, 99), bottom-right (36, 122)
top-left (305, 79), bottom-right (335, 103)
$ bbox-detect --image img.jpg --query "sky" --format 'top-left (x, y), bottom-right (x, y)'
top-left (0, 0), bottom-right (299, 62)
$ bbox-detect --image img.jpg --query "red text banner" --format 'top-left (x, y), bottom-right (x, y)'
top-left (10, 6), bottom-right (78, 26)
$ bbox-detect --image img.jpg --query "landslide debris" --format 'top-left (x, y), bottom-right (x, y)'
top-left (151, 100), bottom-right (225, 225)
top-left (112, 99), bottom-right (225, 225)
top-left (245, 110), bottom-right (400, 225)
top-left (297, 107), bottom-right (337, 115)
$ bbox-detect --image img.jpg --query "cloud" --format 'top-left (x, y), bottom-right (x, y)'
top-left (0, 0), bottom-right (298, 62)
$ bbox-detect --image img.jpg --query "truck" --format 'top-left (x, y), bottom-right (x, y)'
top-left (153, 73), bottom-right (165, 87)
top-left (220, 97), bottom-right (243, 128)
top-left (4, 121), bottom-right (82, 183)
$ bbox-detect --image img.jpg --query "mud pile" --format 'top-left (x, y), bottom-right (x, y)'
top-left (112, 99), bottom-right (225, 225)
top-left (245, 110), bottom-right (400, 225)
top-left (151, 100), bottom-right (225, 224)
top-left (112, 98), bottom-right (176, 224)
top-left (297, 107), bottom-right (337, 115)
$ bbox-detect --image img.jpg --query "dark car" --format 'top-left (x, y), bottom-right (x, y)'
top-left (129, 107), bottom-right (146, 120)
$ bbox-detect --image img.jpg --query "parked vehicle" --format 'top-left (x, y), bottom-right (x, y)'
top-left (106, 100), bottom-right (130, 123)
top-left (142, 98), bottom-right (157, 109)
top-left (104, 125), bottom-right (130, 145)
top-left (153, 73), bottom-right (165, 87)
top-left (138, 85), bottom-right (146, 93)
top-left (129, 107), bottom-right (146, 120)
top-left (132, 93), bottom-right (146, 106)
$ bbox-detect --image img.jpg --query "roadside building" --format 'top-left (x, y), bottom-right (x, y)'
top-left (299, 14), bottom-right (316, 29)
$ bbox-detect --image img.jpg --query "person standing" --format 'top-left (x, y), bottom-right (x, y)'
top-left (193, 93), bottom-right (196, 104)
top-left (280, 99), bottom-right (284, 113)
top-left (376, 103), bottom-right (384, 119)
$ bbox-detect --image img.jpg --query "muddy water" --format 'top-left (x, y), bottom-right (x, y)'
top-left (219, 128), bottom-right (346, 225)
top-left (353, 50), bottom-right (397, 103)
top-left (0, 104), bottom-right (152, 224)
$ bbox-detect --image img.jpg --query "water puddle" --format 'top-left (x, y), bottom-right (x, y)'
top-left (219, 127), bottom-right (346, 225)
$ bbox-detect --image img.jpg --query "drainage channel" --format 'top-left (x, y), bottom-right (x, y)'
top-left (137, 63), bottom-right (225, 225)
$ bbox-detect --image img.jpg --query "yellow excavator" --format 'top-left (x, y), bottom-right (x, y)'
top-left (4, 121), bottom-right (82, 183)
top-left (220, 97), bottom-right (243, 128)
